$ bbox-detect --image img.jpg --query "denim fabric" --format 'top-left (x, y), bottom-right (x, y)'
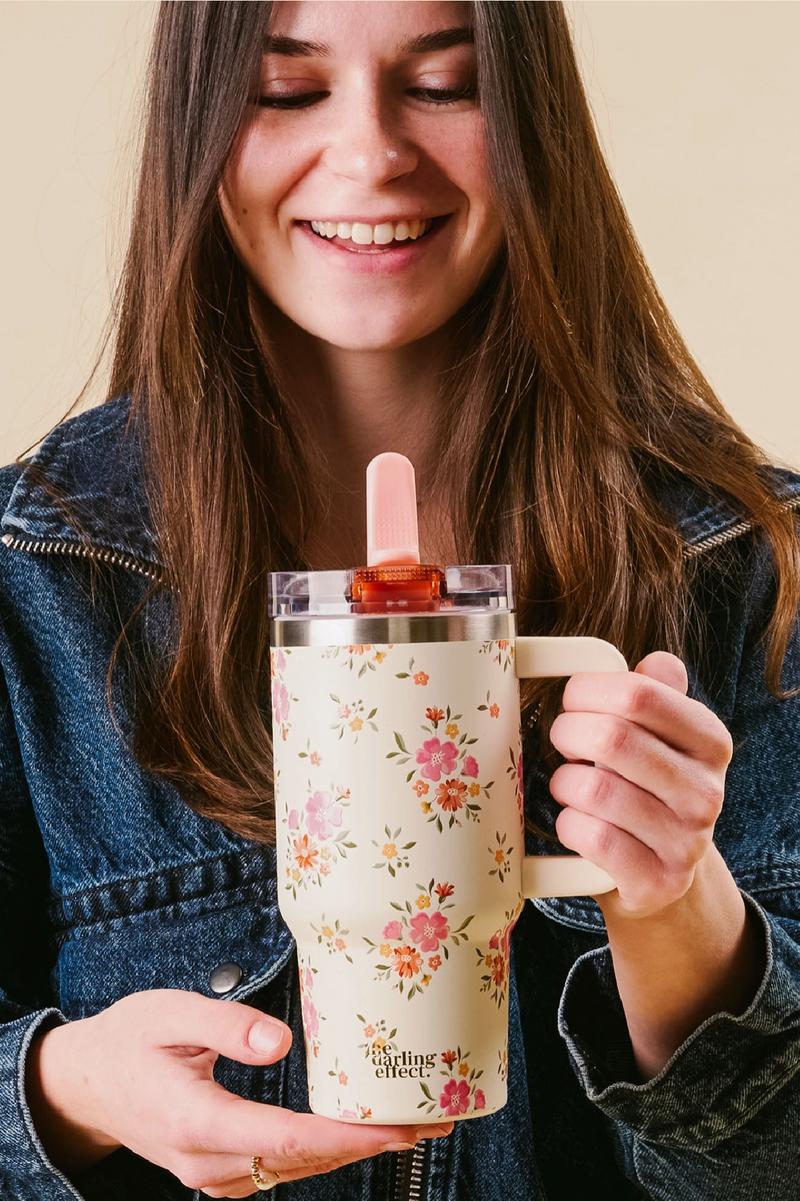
top-left (1, 396), bottom-right (800, 1200)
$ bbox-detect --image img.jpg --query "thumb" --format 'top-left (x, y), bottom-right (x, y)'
top-left (634, 650), bottom-right (688, 695)
top-left (145, 989), bottom-right (292, 1064)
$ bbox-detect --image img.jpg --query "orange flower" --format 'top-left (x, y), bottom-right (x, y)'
top-left (458, 1062), bottom-right (469, 1077)
top-left (468, 782), bottom-right (481, 797)
top-left (373, 1036), bottom-right (386, 1049)
top-left (382, 842), bottom-right (397, 859)
top-left (489, 703), bottom-right (500, 718)
top-left (310, 751), bottom-right (322, 766)
top-left (338, 1070), bottom-right (348, 1084)
top-left (281, 727), bottom-right (288, 740)
top-left (435, 778), bottom-right (467, 812)
top-left (361, 1107), bottom-right (372, 1119)
top-left (416, 894), bottom-right (431, 910)
top-left (428, 955), bottom-right (442, 971)
top-left (434, 881), bottom-right (455, 899)
top-left (412, 780), bottom-right (429, 797)
top-left (421, 974), bottom-right (432, 987)
top-left (426, 707), bottom-right (445, 723)
top-left (293, 835), bottom-right (318, 871)
top-left (363, 1024), bottom-right (376, 1038)
top-left (380, 943), bottom-right (391, 957)
top-left (391, 945), bottom-right (422, 978)
top-left (491, 954), bottom-right (506, 986)
top-left (413, 671), bottom-right (429, 686)
top-left (420, 801), bottom-right (432, 814)
top-left (347, 645), bottom-right (369, 655)
top-left (373, 651), bottom-right (386, 663)
top-left (334, 938), bottom-right (346, 951)
top-left (445, 723), bottom-right (459, 738)
top-left (495, 849), bottom-right (505, 865)
top-left (497, 640), bottom-right (509, 650)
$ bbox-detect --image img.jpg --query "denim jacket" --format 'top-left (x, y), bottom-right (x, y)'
top-left (1, 396), bottom-right (800, 1201)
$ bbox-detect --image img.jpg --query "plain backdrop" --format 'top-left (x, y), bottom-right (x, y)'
top-left (1, 1), bottom-right (798, 466)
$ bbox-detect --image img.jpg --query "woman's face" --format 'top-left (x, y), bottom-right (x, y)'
top-left (220, 0), bottom-right (504, 352)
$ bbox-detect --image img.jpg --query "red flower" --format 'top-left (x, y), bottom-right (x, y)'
top-left (441, 1049), bottom-right (457, 1065)
top-left (434, 881), bottom-right (455, 900)
top-left (490, 953), bottom-right (507, 987)
top-left (391, 945), bottom-right (422, 979)
top-left (293, 835), bottom-right (318, 871)
top-left (435, 778), bottom-right (467, 812)
top-left (440, 1078), bottom-right (471, 1115)
top-left (425, 707), bottom-right (445, 723)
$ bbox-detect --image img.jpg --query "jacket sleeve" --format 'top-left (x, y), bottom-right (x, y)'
top-left (557, 532), bottom-right (800, 1201)
top-left (0, 659), bottom-right (86, 1201)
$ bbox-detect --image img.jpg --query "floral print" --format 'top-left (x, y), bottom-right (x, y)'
top-left (387, 701), bottom-right (492, 831)
top-left (322, 643), bottom-right (394, 675)
top-left (479, 639), bottom-right (515, 671)
top-left (311, 915), bottom-right (354, 964)
top-left (298, 959), bottom-right (323, 1058)
top-left (329, 695), bottom-right (378, 742)
top-left (357, 1015), bottom-right (398, 1059)
top-left (269, 648), bottom-right (296, 742)
top-left (474, 903), bottom-right (523, 1007)
top-left (488, 831), bottom-right (514, 884)
top-left (283, 782), bottom-right (355, 898)
top-left (372, 825), bottom-right (416, 876)
top-left (418, 1046), bottom-right (486, 1117)
top-left (363, 880), bottom-right (473, 999)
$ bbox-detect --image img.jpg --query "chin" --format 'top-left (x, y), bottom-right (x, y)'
top-left (311, 311), bottom-right (451, 354)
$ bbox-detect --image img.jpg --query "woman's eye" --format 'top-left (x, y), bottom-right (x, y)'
top-left (408, 85), bottom-right (477, 106)
top-left (257, 91), bottom-right (329, 110)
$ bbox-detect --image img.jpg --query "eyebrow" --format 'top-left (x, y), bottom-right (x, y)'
top-left (262, 26), bottom-right (474, 59)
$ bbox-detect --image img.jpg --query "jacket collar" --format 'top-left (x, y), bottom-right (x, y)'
top-left (1, 395), bottom-right (158, 565)
top-left (3, 395), bottom-right (800, 563)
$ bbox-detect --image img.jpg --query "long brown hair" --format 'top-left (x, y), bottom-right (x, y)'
top-left (108, 1), bottom-right (798, 842)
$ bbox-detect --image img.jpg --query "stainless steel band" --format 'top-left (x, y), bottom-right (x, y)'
top-left (270, 611), bottom-right (517, 647)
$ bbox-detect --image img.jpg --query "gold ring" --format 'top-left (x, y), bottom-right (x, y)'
top-left (250, 1155), bottom-right (281, 1191)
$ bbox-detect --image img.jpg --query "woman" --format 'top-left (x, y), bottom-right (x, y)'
top-left (1, 2), bottom-right (799, 1198)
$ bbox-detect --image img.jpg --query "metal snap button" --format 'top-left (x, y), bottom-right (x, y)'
top-left (209, 962), bottom-right (244, 994)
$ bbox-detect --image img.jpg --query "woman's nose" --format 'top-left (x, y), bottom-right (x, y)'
top-left (322, 94), bottom-right (418, 187)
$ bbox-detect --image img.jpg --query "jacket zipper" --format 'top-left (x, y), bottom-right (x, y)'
top-left (394, 1141), bottom-right (428, 1200)
top-left (0, 532), bottom-right (165, 583)
top-left (684, 494), bottom-right (800, 558)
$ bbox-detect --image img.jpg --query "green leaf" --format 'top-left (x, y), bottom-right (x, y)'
top-left (420, 1082), bottom-right (435, 1101)
top-left (367, 708), bottom-right (377, 720)
top-left (330, 694), bottom-right (340, 704)
top-left (394, 732), bottom-right (410, 753)
top-left (396, 673), bottom-right (410, 679)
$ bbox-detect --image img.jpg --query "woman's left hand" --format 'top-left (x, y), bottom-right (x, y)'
top-left (549, 651), bottom-right (734, 920)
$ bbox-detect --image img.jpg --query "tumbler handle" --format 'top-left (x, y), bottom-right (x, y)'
top-left (515, 636), bottom-right (627, 898)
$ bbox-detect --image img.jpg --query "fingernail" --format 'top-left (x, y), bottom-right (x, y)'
top-left (248, 1020), bottom-right (284, 1054)
top-left (382, 1141), bottom-right (416, 1152)
top-left (415, 1124), bottom-right (453, 1140)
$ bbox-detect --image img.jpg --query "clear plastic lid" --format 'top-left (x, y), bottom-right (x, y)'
top-left (268, 564), bottom-right (515, 617)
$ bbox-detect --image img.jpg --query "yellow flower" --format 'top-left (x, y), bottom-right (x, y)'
top-left (380, 943), bottom-right (391, 957)
top-left (458, 1062), bottom-right (469, 1077)
top-left (495, 849), bottom-right (505, 865)
top-left (421, 801), bottom-right (432, 813)
top-left (382, 843), bottom-right (397, 859)
top-left (349, 716), bottom-right (363, 731)
top-left (373, 1036), bottom-right (386, 1050)
top-left (485, 954), bottom-right (493, 967)
top-left (421, 974), bottom-right (432, 987)
top-left (468, 782), bottom-right (481, 797)
top-left (320, 845), bottom-right (332, 860)
top-left (321, 925), bottom-right (334, 939)
top-left (416, 894), bottom-right (431, 910)
top-left (373, 651), bottom-right (386, 663)
top-left (292, 868), bottom-right (301, 881)
top-left (445, 723), bottom-right (459, 738)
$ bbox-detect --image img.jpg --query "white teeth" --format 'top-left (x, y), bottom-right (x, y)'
top-left (373, 222), bottom-right (395, 245)
top-left (309, 218), bottom-right (433, 243)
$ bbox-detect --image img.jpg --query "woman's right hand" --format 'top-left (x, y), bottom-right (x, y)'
top-left (26, 989), bottom-right (453, 1197)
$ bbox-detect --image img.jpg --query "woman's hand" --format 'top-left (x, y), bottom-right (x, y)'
top-left (549, 650), bottom-right (733, 919)
top-left (548, 651), bottom-right (764, 1078)
top-left (26, 989), bottom-right (451, 1197)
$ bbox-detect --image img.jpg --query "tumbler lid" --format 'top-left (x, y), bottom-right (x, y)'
top-left (268, 564), bottom-right (514, 617)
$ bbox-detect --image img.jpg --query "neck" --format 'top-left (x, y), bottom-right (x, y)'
top-left (259, 306), bottom-right (456, 569)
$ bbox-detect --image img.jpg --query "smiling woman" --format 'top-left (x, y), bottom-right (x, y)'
top-left (3, 3), bottom-right (800, 1201)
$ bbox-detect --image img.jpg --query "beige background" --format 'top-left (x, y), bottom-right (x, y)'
top-left (1, 1), bottom-right (798, 466)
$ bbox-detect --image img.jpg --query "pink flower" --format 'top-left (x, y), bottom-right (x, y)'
top-left (306, 790), bottom-right (343, 840)
top-left (415, 737), bottom-right (458, 783)
top-left (288, 809), bottom-right (299, 829)
top-left (409, 910), bottom-right (450, 952)
top-left (382, 920), bottom-right (403, 940)
top-left (341, 1108), bottom-right (358, 1119)
top-left (474, 1089), bottom-right (486, 1110)
top-left (338, 703), bottom-right (351, 719)
top-left (271, 649), bottom-right (287, 673)
top-left (271, 679), bottom-right (290, 724)
top-left (440, 1078), bottom-right (471, 1115)
top-left (304, 967), bottom-right (314, 991)
top-left (310, 751), bottom-right (322, 766)
top-left (463, 755), bottom-right (479, 778)
top-left (302, 995), bottom-right (319, 1039)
